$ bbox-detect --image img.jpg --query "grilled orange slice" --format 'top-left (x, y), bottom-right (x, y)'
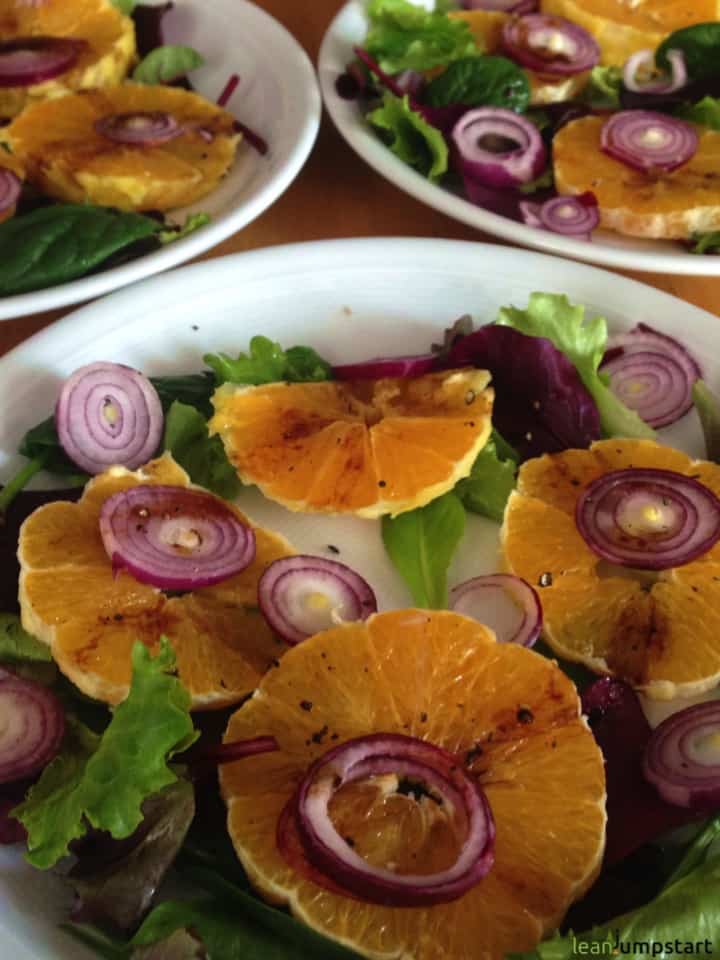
top-left (502, 438), bottom-right (720, 700)
top-left (553, 115), bottom-right (720, 238)
top-left (0, 0), bottom-right (136, 119)
top-left (18, 454), bottom-right (294, 708)
top-left (221, 609), bottom-right (606, 960)
top-left (3, 83), bottom-right (240, 211)
top-left (209, 370), bottom-right (494, 518)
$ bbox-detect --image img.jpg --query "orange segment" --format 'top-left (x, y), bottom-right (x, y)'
top-left (553, 115), bottom-right (720, 239)
top-left (502, 438), bottom-right (720, 699)
top-left (18, 454), bottom-right (294, 708)
top-left (209, 370), bottom-right (494, 518)
top-left (220, 610), bottom-right (606, 960)
top-left (3, 84), bottom-right (240, 211)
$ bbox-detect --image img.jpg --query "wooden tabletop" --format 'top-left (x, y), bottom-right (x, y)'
top-left (1, 0), bottom-right (718, 357)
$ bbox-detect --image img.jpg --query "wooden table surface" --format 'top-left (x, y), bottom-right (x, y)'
top-left (1, 0), bottom-right (718, 358)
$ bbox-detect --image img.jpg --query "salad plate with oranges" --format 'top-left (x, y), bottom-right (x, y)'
top-left (319, 0), bottom-right (720, 275)
top-left (1, 237), bottom-right (719, 960)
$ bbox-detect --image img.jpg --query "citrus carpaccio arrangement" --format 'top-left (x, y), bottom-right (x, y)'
top-left (1, 289), bottom-right (720, 959)
top-left (0, 0), bottom-right (266, 298)
top-left (336, 0), bottom-right (720, 251)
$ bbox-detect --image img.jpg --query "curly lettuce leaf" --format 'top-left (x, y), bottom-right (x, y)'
top-left (455, 431), bottom-right (518, 522)
top-left (496, 293), bottom-right (655, 440)
top-left (677, 95), bottom-right (720, 130)
top-left (693, 380), bottom-right (720, 461)
top-left (163, 401), bottom-right (240, 499)
top-left (0, 613), bottom-right (52, 663)
top-left (368, 93), bottom-right (449, 180)
top-left (365, 0), bottom-right (479, 73)
top-left (580, 66), bottom-right (622, 109)
top-left (204, 336), bottom-right (332, 386)
top-left (15, 639), bottom-right (197, 869)
top-left (133, 45), bottom-right (205, 84)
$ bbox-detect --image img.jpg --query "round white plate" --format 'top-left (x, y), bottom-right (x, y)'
top-left (0, 0), bottom-right (321, 322)
top-left (0, 238), bottom-right (718, 958)
top-left (318, 0), bottom-right (720, 276)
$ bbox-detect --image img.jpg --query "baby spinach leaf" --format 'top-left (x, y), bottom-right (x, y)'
top-left (455, 431), bottom-right (518, 523)
top-left (657, 23), bottom-right (720, 81)
top-left (426, 56), bottom-right (530, 112)
top-left (365, 0), bottom-right (479, 73)
top-left (133, 45), bottom-right (205, 85)
top-left (149, 372), bottom-right (217, 418)
top-left (382, 492), bottom-right (465, 608)
top-left (163, 401), bottom-right (240, 499)
top-left (204, 336), bottom-right (332, 386)
top-left (368, 93), bottom-right (449, 180)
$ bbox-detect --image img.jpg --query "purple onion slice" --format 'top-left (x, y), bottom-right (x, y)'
top-left (332, 354), bottom-right (437, 380)
top-left (55, 361), bottom-right (164, 474)
top-left (0, 37), bottom-right (86, 87)
top-left (576, 468), bottom-right (720, 570)
top-left (258, 556), bottom-right (377, 645)
top-left (452, 107), bottom-right (546, 188)
top-left (95, 111), bottom-right (184, 147)
top-left (622, 49), bottom-right (687, 95)
top-left (643, 700), bottom-right (720, 809)
top-left (501, 14), bottom-right (600, 76)
top-left (279, 733), bottom-right (495, 906)
top-left (600, 110), bottom-right (698, 174)
top-left (99, 484), bottom-right (256, 590)
top-left (0, 169), bottom-right (21, 218)
top-left (450, 574), bottom-right (542, 647)
top-left (520, 192), bottom-right (599, 240)
top-left (0, 670), bottom-right (65, 785)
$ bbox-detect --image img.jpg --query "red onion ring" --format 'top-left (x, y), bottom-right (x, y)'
top-left (95, 111), bottom-right (184, 147)
top-left (643, 700), bottom-right (720, 809)
top-left (0, 671), bottom-right (65, 785)
top-left (600, 110), bottom-right (698, 174)
top-left (501, 14), bottom-right (599, 76)
top-left (258, 556), bottom-right (377, 645)
top-left (0, 169), bottom-right (21, 218)
top-left (279, 733), bottom-right (495, 906)
top-left (190, 735), bottom-right (278, 780)
top-left (452, 107), bottom-right (546, 188)
top-left (622, 49), bottom-right (687, 96)
top-left (332, 354), bottom-right (437, 380)
top-left (575, 468), bottom-right (720, 570)
top-left (99, 484), bottom-right (256, 590)
top-left (0, 37), bottom-right (86, 87)
top-left (449, 574), bottom-right (542, 647)
top-left (520, 192), bottom-right (599, 240)
top-left (463, 0), bottom-right (538, 11)
top-left (55, 361), bottom-right (164, 474)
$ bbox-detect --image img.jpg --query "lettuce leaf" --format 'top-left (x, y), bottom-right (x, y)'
top-left (496, 293), bottom-right (656, 440)
top-left (15, 639), bottom-right (197, 869)
top-left (204, 336), bottom-right (332, 386)
top-left (455, 431), bottom-right (518, 522)
top-left (133, 45), bottom-right (205, 85)
top-left (365, 0), bottom-right (478, 73)
top-left (690, 230), bottom-right (720, 255)
top-left (0, 613), bottom-right (52, 663)
top-left (163, 401), bottom-right (240, 500)
top-left (367, 93), bottom-right (449, 180)
top-left (580, 66), bottom-right (622, 109)
top-left (677, 96), bottom-right (720, 130)
top-left (693, 379), bottom-right (720, 460)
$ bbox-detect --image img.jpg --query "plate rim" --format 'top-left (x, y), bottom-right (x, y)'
top-left (0, 0), bottom-right (322, 322)
top-left (317, 0), bottom-right (720, 277)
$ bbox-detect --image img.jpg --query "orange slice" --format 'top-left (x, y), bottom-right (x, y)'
top-left (18, 454), bottom-right (294, 708)
top-left (553, 115), bottom-right (720, 238)
top-left (3, 83), bottom-right (240, 211)
top-left (0, 0), bottom-right (136, 119)
top-left (209, 370), bottom-right (494, 518)
top-left (221, 609), bottom-right (606, 960)
top-left (502, 438), bottom-right (720, 700)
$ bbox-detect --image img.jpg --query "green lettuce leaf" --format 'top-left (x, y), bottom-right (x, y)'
top-left (496, 293), bottom-right (656, 440)
top-left (204, 335), bottom-right (332, 386)
top-left (15, 638), bottom-right (197, 869)
top-left (365, 0), bottom-right (479, 73)
top-left (690, 230), bottom-right (720, 255)
top-left (426, 55), bottom-right (530, 112)
top-left (367, 93), bottom-right (448, 180)
top-left (455, 431), bottom-right (518, 523)
top-left (580, 66), bottom-right (622, 109)
top-left (133, 45), bottom-right (205, 85)
top-left (163, 400), bottom-right (240, 499)
top-left (158, 213), bottom-right (211, 246)
top-left (382, 492), bottom-right (465, 608)
top-left (693, 380), bottom-right (720, 461)
top-left (676, 96), bottom-right (720, 130)
top-left (109, 0), bottom-right (136, 14)
top-left (0, 613), bottom-right (52, 663)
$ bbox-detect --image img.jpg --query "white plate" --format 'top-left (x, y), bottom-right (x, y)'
top-left (0, 237), bottom-right (718, 958)
top-left (318, 1), bottom-right (720, 276)
top-left (0, 0), bottom-right (321, 321)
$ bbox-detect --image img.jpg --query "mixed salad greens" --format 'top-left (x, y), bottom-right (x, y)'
top-left (2, 294), bottom-right (720, 958)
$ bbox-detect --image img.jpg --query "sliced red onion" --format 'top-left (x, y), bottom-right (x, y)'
top-left (623, 49), bottom-right (687, 95)
top-left (0, 671), bottom-right (65, 784)
top-left (353, 46), bottom-right (407, 100)
top-left (501, 14), bottom-right (600, 76)
top-left (99, 484), bottom-right (256, 590)
top-left (0, 169), bottom-right (21, 218)
top-left (0, 37), bottom-right (86, 88)
top-left (463, 0), bottom-right (538, 10)
top-left (217, 73), bottom-right (240, 108)
top-left (191, 735), bottom-right (278, 780)
top-left (55, 361), bottom-right (163, 474)
top-left (600, 110), bottom-right (698, 173)
top-left (452, 107), bottom-right (546, 188)
top-left (643, 701), bottom-right (720, 809)
top-left (258, 556), bottom-right (377, 645)
top-left (332, 354), bottom-right (437, 380)
top-left (576, 468), bottom-right (720, 570)
top-left (280, 733), bottom-right (495, 906)
top-left (520, 192), bottom-right (599, 240)
top-left (449, 574), bottom-right (542, 647)
top-left (95, 111), bottom-right (183, 147)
